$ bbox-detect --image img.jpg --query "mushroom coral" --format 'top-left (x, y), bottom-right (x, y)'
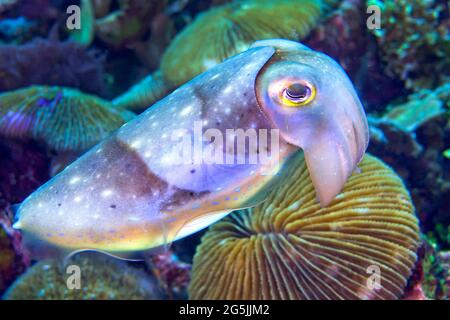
top-left (161, 0), bottom-right (325, 87)
top-left (0, 85), bottom-right (135, 152)
top-left (189, 153), bottom-right (420, 300)
top-left (2, 253), bottom-right (163, 300)
top-left (113, 0), bottom-right (327, 111)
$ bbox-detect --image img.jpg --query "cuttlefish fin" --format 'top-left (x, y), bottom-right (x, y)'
top-left (172, 210), bottom-right (233, 242)
top-left (62, 248), bottom-right (164, 265)
top-left (20, 229), bottom-right (167, 264)
top-left (171, 196), bottom-right (271, 243)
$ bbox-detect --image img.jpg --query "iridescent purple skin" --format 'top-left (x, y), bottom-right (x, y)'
top-left (254, 39), bottom-right (369, 205)
top-left (13, 39), bottom-right (368, 258)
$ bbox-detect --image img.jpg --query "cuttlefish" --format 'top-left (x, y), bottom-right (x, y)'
top-left (13, 39), bottom-right (369, 259)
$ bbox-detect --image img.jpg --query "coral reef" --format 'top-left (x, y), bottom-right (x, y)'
top-left (113, 0), bottom-right (326, 110)
top-left (0, 140), bottom-right (50, 210)
top-left (0, 85), bottom-right (135, 152)
top-left (146, 252), bottom-right (191, 300)
top-left (0, 209), bottom-right (29, 295)
top-left (2, 253), bottom-right (163, 300)
top-left (189, 153), bottom-right (420, 300)
top-left (0, 39), bottom-right (107, 96)
top-left (382, 94), bottom-right (446, 133)
top-left (161, 0), bottom-right (324, 87)
top-left (304, 0), bottom-right (406, 110)
top-left (95, 0), bottom-right (167, 49)
top-left (368, 84), bottom-right (450, 248)
top-left (0, 0), bottom-right (447, 301)
top-left (404, 236), bottom-right (449, 300)
top-left (368, 0), bottom-right (450, 90)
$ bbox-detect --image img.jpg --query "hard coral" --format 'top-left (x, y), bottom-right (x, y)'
top-left (113, 0), bottom-right (326, 111)
top-left (161, 0), bottom-right (324, 87)
top-left (405, 236), bottom-right (449, 300)
top-left (0, 38), bottom-right (107, 96)
top-left (0, 210), bottom-right (28, 295)
top-left (189, 153), bottom-right (419, 300)
top-left (0, 85), bottom-right (135, 152)
top-left (369, 0), bottom-right (450, 90)
top-left (304, 0), bottom-right (406, 111)
top-left (368, 84), bottom-right (450, 248)
top-left (0, 17), bottom-right (38, 44)
top-left (3, 253), bottom-right (163, 300)
top-left (95, 0), bottom-right (167, 49)
top-left (146, 252), bottom-right (191, 300)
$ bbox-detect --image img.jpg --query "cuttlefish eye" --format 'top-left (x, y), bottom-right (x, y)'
top-left (282, 81), bottom-right (315, 106)
top-left (268, 77), bottom-right (316, 108)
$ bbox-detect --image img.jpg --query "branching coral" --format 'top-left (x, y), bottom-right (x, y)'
top-left (0, 226), bottom-right (18, 293)
top-left (0, 85), bottom-right (135, 152)
top-left (404, 236), bottom-right (449, 300)
top-left (368, 0), bottom-right (450, 90)
top-left (161, 0), bottom-right (324, 87)
top-left (146, 252), bottom-right (191, 300)
top-left (189, 153), bottom-right (420, 300)
top-left (2, 253), bottom-right (163, 300)
top-left (113, 0), bottom-right (326, 110)
top-left (0, 39), bottom-right (107, 96)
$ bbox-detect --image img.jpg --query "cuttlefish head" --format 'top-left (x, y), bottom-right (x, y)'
top-left (253, 39), bottom-right (369, 206)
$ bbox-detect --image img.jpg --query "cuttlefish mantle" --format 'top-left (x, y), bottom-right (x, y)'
top-left (13, 39), bottom-right (369, 258)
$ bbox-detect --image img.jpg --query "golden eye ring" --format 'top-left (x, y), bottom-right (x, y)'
top-left (280, 81), bottom-right (316, 107)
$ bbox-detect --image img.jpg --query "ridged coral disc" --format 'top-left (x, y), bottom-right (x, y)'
top-left (161, 0), bottom-right (323, 87)
top-left (0, 86), bottom-right (134, 151)
top-left (3, 253), bottom-right (161, 299)
top-left (189, 153), bottom-right (420, 300)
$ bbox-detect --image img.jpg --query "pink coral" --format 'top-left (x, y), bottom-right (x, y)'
top-left (146, 252), bottom-right (191, 299)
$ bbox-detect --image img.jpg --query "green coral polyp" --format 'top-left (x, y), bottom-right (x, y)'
top-left (0, 85), bottom-right (135, 152)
